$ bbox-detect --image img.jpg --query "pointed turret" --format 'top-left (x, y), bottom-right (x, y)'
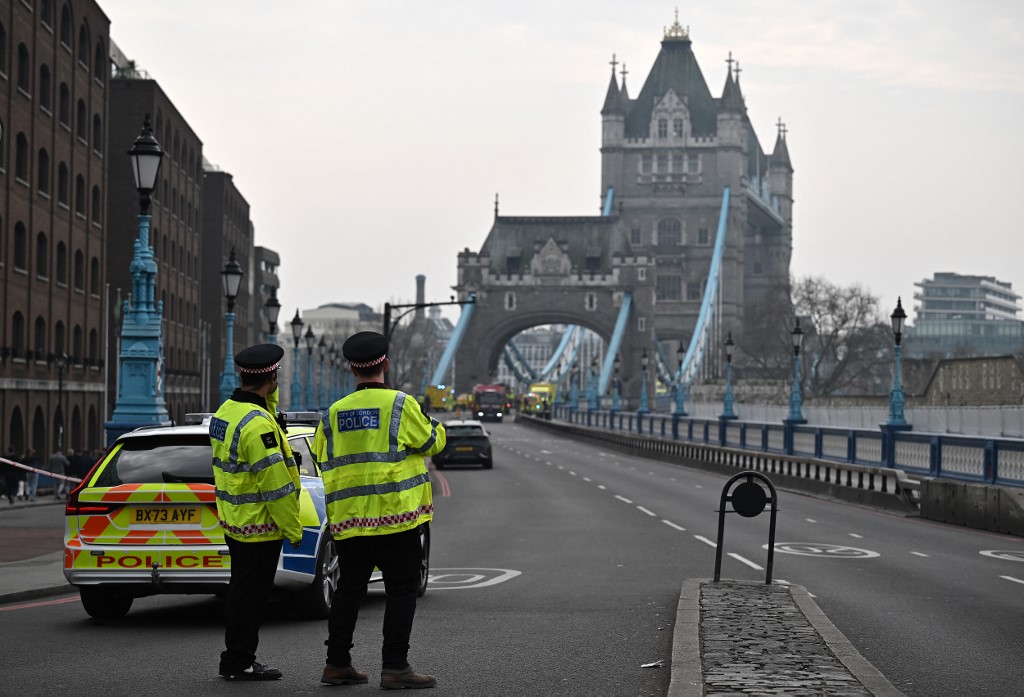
top-left (772, 124), bottom-right (792, 171)
top-left (601, 56), bottom-right (626, 146)
top-left (720, 68), bottom-right (744, 112)
top-left (601, 68), bottom-right (623, 116)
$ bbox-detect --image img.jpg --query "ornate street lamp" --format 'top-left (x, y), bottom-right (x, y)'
top-left (787, 318), bottom-right (805, 422)
top-left (568, 365), bottom-right (579, 410)
top-left (721, 332), bottom-right (737, 420)
top-left (108, 116), bottom-right (170, 441)
top-left (611, 355), bottom-right (621, 411)
top-left (264, 286), bottom-right (281, 344)
top-left (218, 249), bottom-right (244, 403)
top-left (638, 348), bottom-right (650, 414)
top-left (328, 343), bottom-right (337, 402)
top-left (317, 335), bottom-right (327, 409)
top-left (56, 352), bottom-right (68, 450)
top-left (587, 357), bottom-right (599, 410)
top-left (674, 343), bottom-right (687, 416)
top-left (289, 309), bottom-right (303, 411)
top-left (887, 297), bottom-right (909, 427)
top-left (304, 325), bottom-right (316, 410)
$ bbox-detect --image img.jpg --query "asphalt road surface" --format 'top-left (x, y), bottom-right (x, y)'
top-left (2, 420), bottom-right (1022, 696)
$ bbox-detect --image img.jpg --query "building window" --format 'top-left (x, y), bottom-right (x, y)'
top-left (34, 316), bottom-right (46, 358)
top-left (89, 256), bottom-right (99, 294)
top-left (90, 186), bottom-right (101, 223)
top-left (15, 133), bottom-right (29, 182)
top-left (72, 324), bottom-right (82, 361)
top-left (673, 119), bottom-right (684, 137)
top-left (17, 43), bottom-right (30, 93)
top-left (73, 250), bottom-right (83, 290)
top-left (41, 0), bottom-right (53, 28)
top-left (641, 155), bottom-right (652, 174)
top-left (93, 40), bottom-right (104, 82)
top-left (77, 23), bottom-right (89, 67)
top-left (0, 23), bottom-right (6, 74)
top-left (60, 4), bottom-right (72, 48)
top-left (585, 292), bottom-right (598, 311)
top-left (657, 219), bottom-right (681, 246)
top-left (88, 329), bottom-right (98, 363)
top-left (506, 256), bottom-right (520, 274)
top-left (753, 260), bottom-right (764, 275)
top-left (656, 274), bottom-right (682, 301)
top-left (56, 242), bottom-right (67, 284)
top-left (687, 281), bottom-right (702, 300)
top-left (638, 267), bottom-right (647, 281)
top-left (631, 227), bottom-right (642, 245)
top-left (57, 163), bottom-right (69, 204)
top-left (638, 317), bottom-right (646, 332)
top-left (654, 154), bottom-right (665, 174)
top-left (688, 155), bottom-right (700, 173)
top-left (504, 292), bottom-right (516, 311)
top-left (12, 312), bottom-right (25, 357)
top-left (697, 227), bottom-right (709, 245)
top-left (13, 223), bottom-right (27, 270)
top-left (54, 321), bottom-right (65, 354)
top-left (58, 83), bottom-right (70, 125)
top-left (76, 100), bottom-right (86, 140)
top-left (91, 114), bottom-right (102, 151)
top-left (657, 119), bottom-right (668, 139)
top-left (35, 232), bottom-right (48, 278)
top-left (39, 65), bottom-right (52, 111)
top-left (75, 176), bottom-right (86, 215)
top-left (37, 149), bottom-right (50, 194)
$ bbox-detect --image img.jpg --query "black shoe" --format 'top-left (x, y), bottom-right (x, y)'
top-left (221, 661), bottom-right (283, 681)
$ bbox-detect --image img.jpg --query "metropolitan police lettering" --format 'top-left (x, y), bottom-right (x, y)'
top-left (337, 408), bottom-right (380, 432)
top-left (209, 417), bottom-right (229, 442)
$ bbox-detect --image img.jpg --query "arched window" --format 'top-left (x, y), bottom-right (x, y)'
top-left (15, 132), bottom-right (29, 181)
top-left (169, 293), bottom-right (175, 321)
top-left (17, 43), bottom-right (30, 93)
top-left (93, 40), bottom-right (105, 82)
top-left (56, 242), bottom-right (67, 284)
top-left (34, 316), bottom-right (46, 357)
top-left (88, 329), bottom-right (97, 363)
top-left (90, 185), bottom-right (101, 223)
top-left (35, 232), bottom-right (48, 278)
top-left (89, 256), bottom-right (99, 295)
top-left (77, 22), bottom-right (89, 67)
top-left (72, 325), bottom-right (83, 362)
top-left (75, 175), bottom-right (85, 215)
top-left (58, 83), bottom-right (70, 125)
top-left (60, 3), bottom-right (72, 48)
top-left (0, 23), bottom-right (6, 74)
top-left (39, 64), bottom-right (52, 111)
top-left (657, 218), bottom-right (682, 246)
top-left (13, 223), bottom-right (27, 269)
top-left (41, 0), bottom-right (53, 28)
top-left (37, 149), bottom-right (50, 194)
top-left (12, 312), bottom-right (25, 357)
top-left (87, 406), bottom-right (98, 451)
top-left (54, 321), bottom-right (65, 354)
top-left (91, 113), bottom-right (102, 151)
top-left (57, 162), bottom-right (69, 204)
top-left (76, 99), bottom-right (86, 140)
top-left (73, 249), bottom-right (84, 290)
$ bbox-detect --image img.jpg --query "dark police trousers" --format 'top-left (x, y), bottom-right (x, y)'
top-left (220, 536), bottom-right (283, 673)
top-left (326, 526), bottom-right (423, 669)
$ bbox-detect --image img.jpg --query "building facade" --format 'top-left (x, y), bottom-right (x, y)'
top-left (0, 0), bottom-right (111, 456)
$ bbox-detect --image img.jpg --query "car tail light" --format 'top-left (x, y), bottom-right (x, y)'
top-left (65, 456), bottom-right (113, 516)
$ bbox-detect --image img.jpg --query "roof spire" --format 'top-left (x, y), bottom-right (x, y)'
top-left (664, 8), bottom-right (690, 41)
top-left (620, 62), bottom-right (629, 95)
top-left (601, 56), bottom-right (624, 115)
top-left (609, 53), bottom-right (618, 75)
top-left (733, 59), bottom-right (742, 82)
top-left (494, 192), bottom-right (499, 218)
top-left (725, 51), bottom-right (734, 73)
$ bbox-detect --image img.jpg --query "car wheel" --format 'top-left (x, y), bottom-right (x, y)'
top-left (299, 532), bottom-right (339, 619)
top-left (417, 523), bottom-right (430, 597)
top-left (482, 457), bottom-right (493, 470)
top-left (79, 588), bottom-right (133, 620)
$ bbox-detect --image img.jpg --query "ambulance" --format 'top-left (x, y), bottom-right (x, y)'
top-left (64, 413), bottom-right (430, 620)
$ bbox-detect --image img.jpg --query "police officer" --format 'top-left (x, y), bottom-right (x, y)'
top-left (209, 344), bottom-right (303, 681)
top-left (313, 331), bottom-right (445, 689)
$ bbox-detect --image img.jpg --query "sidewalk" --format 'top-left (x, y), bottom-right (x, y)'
top-left (0, 494), bottom-right (74, 603)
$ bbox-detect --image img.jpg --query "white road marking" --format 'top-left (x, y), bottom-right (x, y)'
top-left (636, 506), bottom-right (657, 517)
top-left (614, 495), bottom-right (633, 504)
top-left (557, 465), bottom-right (564, 470)
top-left (662, 520), bottom-right (686, 531)
top-left (805, 518), bottom-right (817, 523)
top-left (910, 551), bottom-right (929, 557)
top-left (583, 477), bottom-right (592, 482)
top-left (541, 450), bottom-right (552, 454)
top-left (728, 553), bottom-right (763, 571)
top-left (694, 535), bottom-right (717, 548)
top-left (849, 533), bottom-right (863, 539)
top-left (774, 579), bottom-right (791, 585)
top-left (1000, 575), bottom-right (1024, 586)
top-left (694, 484), bottom-right (703, 489)
top-left (569, 471), bottom-right (577, 476)
top-left (546, 461), bottom-right (553, 466)
top-left (598, 485), bottom-right (607, 490)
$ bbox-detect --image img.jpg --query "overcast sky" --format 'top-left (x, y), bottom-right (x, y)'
top-left (100, 0), bottom-right (1024, 328)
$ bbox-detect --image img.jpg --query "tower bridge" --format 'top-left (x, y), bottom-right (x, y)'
top-left (441, 16), bottom-right (794, 404)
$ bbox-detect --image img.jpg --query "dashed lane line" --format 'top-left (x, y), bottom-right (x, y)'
top-left (598, 485), bottom-right (607, 490)
top-left (1000, 576), bottom-right (1024, 586)
top-left (614, 495), bottom-right (633, 504)
top-left (662, 520), bottom-right (686, 531)
top-left (910, 552), bottom-right (929, 557)
top-left (694, 535), bottom-right (717, 548)
top-left (806, 518), bottom-right (817, 523)
top-left (728, 552), bottom-right (764, 571)
top-left (636, 506), bottom-right (657, 517)
top-left (849, 533), bottom-right (863, 539)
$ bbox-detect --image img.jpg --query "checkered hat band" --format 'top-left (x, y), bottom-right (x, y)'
top-left (238, 361), bottom-right (280, 374)
top-left (349, 354), bottom-right (386, 369)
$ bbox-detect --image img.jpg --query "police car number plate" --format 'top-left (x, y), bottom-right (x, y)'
top-left (456, 446), bottom-right (474, 452)
top-left (131, 507), bottom-right (199, 525)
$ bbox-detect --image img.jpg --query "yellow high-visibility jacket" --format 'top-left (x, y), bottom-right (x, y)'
top-left (312, 387), bottom-right (445, 540)
top-left (209, 397), bottom-right (303, 544)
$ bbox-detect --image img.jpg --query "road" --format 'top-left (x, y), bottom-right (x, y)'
top-left (1, 420), bottom-right (1022, 695)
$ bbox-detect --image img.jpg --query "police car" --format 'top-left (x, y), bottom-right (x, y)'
top-left (64, 413), bottom-right (430, 620)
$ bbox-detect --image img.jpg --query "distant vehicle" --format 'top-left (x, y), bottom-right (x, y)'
top-left (472, 383), bottom-right (508, 422)
top-left (433, 420), bottom-right (492, 469)
top-left (63, 413), bottom-right (430, 620)
top-left (424, 384), bottom-right (455, 412)
top-left (523, 382), bottom-right (556, 414)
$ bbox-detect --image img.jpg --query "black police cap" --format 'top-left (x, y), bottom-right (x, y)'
top-left (235, 343), bottom-right (285, 374)
top-left (343, 331), bottom-right (388, 368)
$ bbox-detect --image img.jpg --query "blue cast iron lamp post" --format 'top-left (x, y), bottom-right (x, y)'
top-left (786, 319), bottom-right (805, 423)
top-left (289, 310), bottom-right (303, 411)
top-left (673, 344), bottom-right (687, 416)
top-left (317, 335), bottom-right (327, 410)
top-left (638, 348), bottom-right (650, 414)
top-left (304, 325), bottom-right (316, 410)
top-left (106, 117), bottom-right (170, 443)
top-left (887, 297), bottom-right (909, 427)
top-left (218, 250), bottom-right (244, 403)
top-left (568, 366), bottom-right (579, 410)
top-left (720, 332), bottom-right (737, 420)
top-left (587, 357), bottom-right (599, 410)
top-left (327, 344), bottom-right (337, 403)
top-left (611, 355), bottom-right (621, 411)
top-left (264, 286), bottom-right (281, 345)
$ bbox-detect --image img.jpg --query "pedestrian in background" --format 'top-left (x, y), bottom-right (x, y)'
top-left (49, 449), bottom-right (70, 499)
top-left (68, 448), bottom-right (92, 482)
top-left (21, 447), bottom-right (41, 501)
top-left (2, 447), bottom-right (18, 504)
top-left (313, 331), bottom-right (445, 690)
top-left (209, 344), bottom-right (303, 682)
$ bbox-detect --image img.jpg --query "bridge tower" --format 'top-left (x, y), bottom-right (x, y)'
top-left (452, 15), bottom-right (793, 404)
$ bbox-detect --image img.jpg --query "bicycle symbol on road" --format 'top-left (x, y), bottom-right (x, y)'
top-left (980, 550), bottom-right (1024, 563)
top-left (764, 542), bottom-right (880, 559)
